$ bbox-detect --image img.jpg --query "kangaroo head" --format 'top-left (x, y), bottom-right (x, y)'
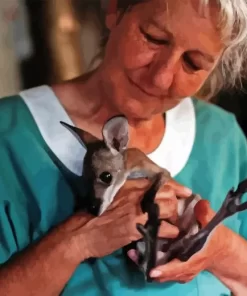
top-left (60, 116), bottom-right (130, 215)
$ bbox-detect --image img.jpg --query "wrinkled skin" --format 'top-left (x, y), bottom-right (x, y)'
top-left (101, 0), bottom-right (223, 121)
top-left (70, 178), bottom-right (191, 259)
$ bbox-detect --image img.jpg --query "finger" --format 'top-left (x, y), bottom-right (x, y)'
top-left (149, 258), bottom-right (184, 279)
top-left (158, 220), bottom-right (179, 238)
top-left (156, 186), bottom-right (177, 216)
top-left (155, 198), bottom-right (177, 219)
top-left (149, 253), bottom-right (204, 280)
top-left (122, 178), bottom-right (150, 191)
top-left (166, 179), bottom-right (192, 198)
top-left (194, 199), bottom-right (215, 226)
top-left (157, 275), bottom-right (194, 284)
top-left (156, 185), bottom-right (176, 198)
top-left (178, 276), bottom-right (195, 284)
top-left (114, 179), bottom-right (150, 206)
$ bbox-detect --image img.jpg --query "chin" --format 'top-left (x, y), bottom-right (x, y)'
top-left (117, 101), bottom-right (158, 122)
top-left (122, 110), bottom-right (151, 123)
top-left (118, 96), bottom-right (177, 121)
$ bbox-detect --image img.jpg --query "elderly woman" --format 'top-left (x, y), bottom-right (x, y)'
top-left (0, 0), bottom-right (247, 295)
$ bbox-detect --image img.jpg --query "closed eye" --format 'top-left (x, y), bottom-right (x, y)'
top-left (183, 53), bottom-right (201, 71)
top-left (140, 26), bottom-right (169, 46)
top-left (140, 27), bottom-right (201, 71)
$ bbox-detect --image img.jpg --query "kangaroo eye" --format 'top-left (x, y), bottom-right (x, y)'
top-left (99, 172), bottom-right (112, 184)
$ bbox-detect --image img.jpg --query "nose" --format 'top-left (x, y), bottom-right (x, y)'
top-left (86, 197), bottom-right (103, 216)
top-left (149, 50), bottom-right (180, 91)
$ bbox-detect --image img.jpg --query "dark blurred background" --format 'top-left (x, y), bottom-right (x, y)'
top-left (1, 0), bottom-right (247, 137)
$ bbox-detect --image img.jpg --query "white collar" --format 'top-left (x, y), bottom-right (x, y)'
top-left (20, 85), bottom-right (196, 177)
top-left (147, 97), bottom-right (196, 177)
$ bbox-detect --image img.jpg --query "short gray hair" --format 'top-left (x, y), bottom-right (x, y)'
top-left (197, 0), bottom-right (247, 99)
top-left (97, 0), bottom-right (247, 100)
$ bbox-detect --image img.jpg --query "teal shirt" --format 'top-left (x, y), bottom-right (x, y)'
top-left (0, 85), bottom-right (247, 296)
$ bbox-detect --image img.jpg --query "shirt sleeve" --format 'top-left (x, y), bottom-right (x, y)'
top-left (0, 201), bottom-right (18, 264)
top-left (0, 194), bottom-right (29, 265)
top-left (232, 118), bottom-right (247, 240)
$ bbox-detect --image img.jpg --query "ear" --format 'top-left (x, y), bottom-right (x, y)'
top-left (60, 121), bottom-right (98, 148)
top-left (104, 0), bottom-right (118, 30)
top-left (102, 116), bottom-right (129, 155)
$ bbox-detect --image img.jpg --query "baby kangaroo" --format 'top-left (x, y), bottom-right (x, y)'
top-left (60, 116), bottom-right (247, 282)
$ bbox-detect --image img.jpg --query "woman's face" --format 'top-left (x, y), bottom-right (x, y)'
top-left (100, 0), bottom-right (224, 121)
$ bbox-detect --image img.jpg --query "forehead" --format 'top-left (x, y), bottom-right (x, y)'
top-left (141, 0), bottom-right (218, 24)
top-left (137, 0), bottom-right (223, 53)
top-left (92, 149), bottom-right (124, 173)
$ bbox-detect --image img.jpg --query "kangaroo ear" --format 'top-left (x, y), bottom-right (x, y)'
top-left (102, 116), bottom-right (129, 155)
top-left (60, 121), bottom-right (98, 148)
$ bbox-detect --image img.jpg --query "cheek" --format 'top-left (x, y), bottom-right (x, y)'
top-left (115, 21), bottom-right (155, 70)
top-left (173, 71), bottom-right (210, 97)
top-left (122, 43), bottom-right (154, 70)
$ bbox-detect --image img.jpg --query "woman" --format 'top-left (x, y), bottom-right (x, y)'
top-left (0, 0), bottom-right (247, 295)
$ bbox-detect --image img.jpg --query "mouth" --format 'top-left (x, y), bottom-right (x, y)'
top-left (129, 79), bottom-right (183, 104)
top-left (127, 76), bottom-right (158, 98)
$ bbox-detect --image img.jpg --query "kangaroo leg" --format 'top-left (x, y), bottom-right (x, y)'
top-left (160, 179), bottom-right (247, 264)
top-left (136, 172), bottom-right (168, 281)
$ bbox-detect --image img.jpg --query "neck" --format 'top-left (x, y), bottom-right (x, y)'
top-left (53, 67), bottom-right (165, 153)
top-left (53, 68), bottom-right (117, 136)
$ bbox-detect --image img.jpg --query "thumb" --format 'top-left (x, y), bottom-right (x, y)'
top-left (194, 199), bottom-right (215, 227)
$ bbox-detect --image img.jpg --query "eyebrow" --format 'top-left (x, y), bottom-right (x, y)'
top-left (150, 19), bottom-right (215, 63)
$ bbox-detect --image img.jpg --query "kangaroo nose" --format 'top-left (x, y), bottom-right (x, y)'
top-left (87, 197), bottom-right (102, 216)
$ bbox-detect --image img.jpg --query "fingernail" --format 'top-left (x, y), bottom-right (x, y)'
top-left (184, 187), bottom-right (192, 195)
top-left (150, 270), bottom-right (162, 277)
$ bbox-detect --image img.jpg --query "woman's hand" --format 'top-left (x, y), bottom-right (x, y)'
top-left (126, 197), bottom-right (247, 295)
top-left (127, 199), bottom-right (233, 283)
top-left (68, 177), bottom-right (192, 261)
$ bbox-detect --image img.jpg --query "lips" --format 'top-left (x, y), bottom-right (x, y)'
top-left (127, 76), bottom-right (166, 98)
top-left (127, 76), bottom-right (157, 98)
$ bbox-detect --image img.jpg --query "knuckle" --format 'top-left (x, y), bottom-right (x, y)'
top-left (159, 199), bottom-right (177, 210)
top-left (159, 185), bottom-right (174, 195)
top-left (158, 201), bottom-right (178, 219)
top-left (156, 193), bottom-right (177, 204)
top-left (163, 184), bottom-right (172, 191)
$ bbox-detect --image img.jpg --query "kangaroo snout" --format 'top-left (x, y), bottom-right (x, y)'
top-left (86, 197), bottom-right (103, 216)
